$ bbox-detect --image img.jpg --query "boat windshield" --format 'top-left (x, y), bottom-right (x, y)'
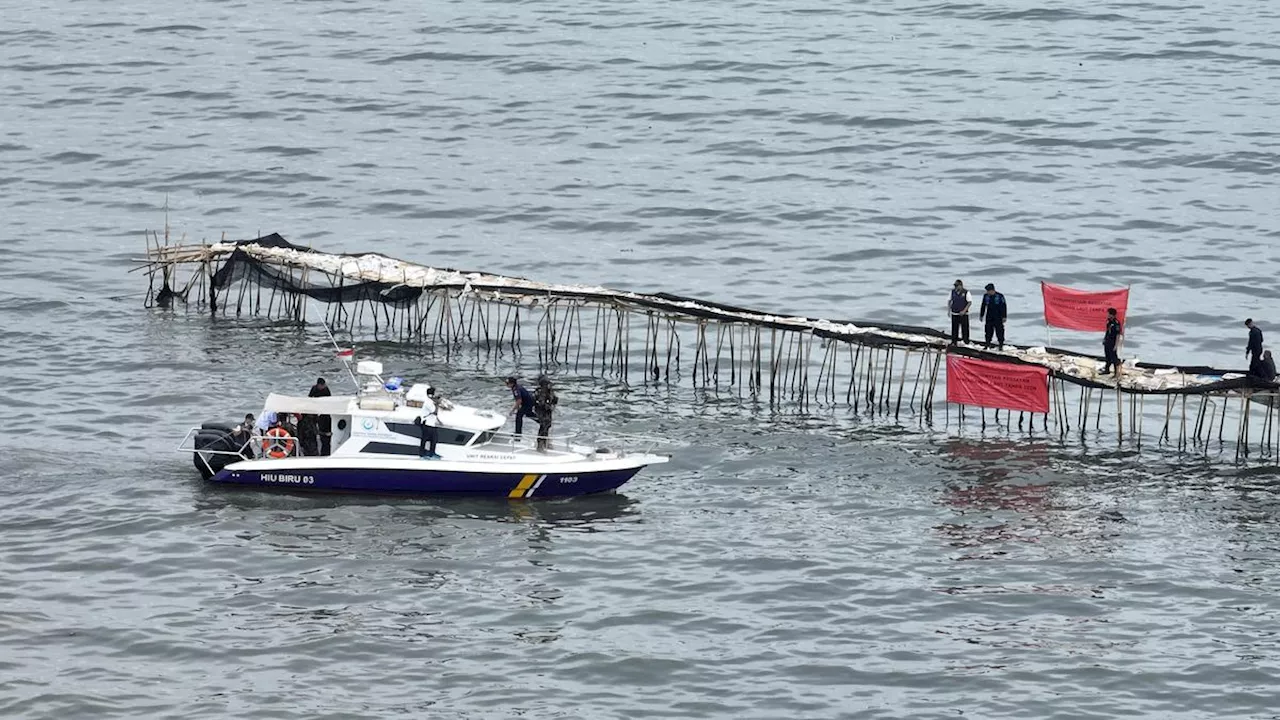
top-left (471, 431), bottom-right (495, 446)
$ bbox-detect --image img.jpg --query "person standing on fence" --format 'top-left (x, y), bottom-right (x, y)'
top-left (506, 376), bottom-right (538, 436)
top-left (533, 375), bottom-right (559, 452)
top-left (1101, 307), bottom-right (1124, 375)
top-left (979, 283), bottom-right (1007, 350)
top-left (947, 279), bottom-right (972, 345)
top-left (1251, 349), bottom-right (1277, 382)
top-left (1245, 319), bottom-right (1264, 371)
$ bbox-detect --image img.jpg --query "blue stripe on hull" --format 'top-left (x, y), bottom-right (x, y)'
top-left (209, 465), bottom-right (641, 497)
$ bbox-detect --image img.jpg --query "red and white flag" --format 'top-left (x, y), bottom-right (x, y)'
top-left (1041, 282), bottom-right (1129, 332)
top-left (336, 348), bottom-right (354, 360)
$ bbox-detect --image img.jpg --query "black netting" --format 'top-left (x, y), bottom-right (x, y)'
top-left (212, 240), bottom-right (422, 307)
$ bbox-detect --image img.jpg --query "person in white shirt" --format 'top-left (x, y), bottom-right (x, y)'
top-left (415, 388), bottom-right (440, 459)
top-left (947, 279), bottom-right (972, 345)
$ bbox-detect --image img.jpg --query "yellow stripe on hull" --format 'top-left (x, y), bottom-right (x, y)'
top-left (508, 473), bottom-right (540, 499)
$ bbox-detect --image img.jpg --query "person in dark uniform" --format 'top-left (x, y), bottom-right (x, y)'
top-left (506, 376), bottom-right (538, 436)
top-left (947, 280), bottom-right (972, 345)
top-left (533, 375), bottom-right (559, 452)
top-left (979, 283), bottom-right (1007, 350)
top-left (1245, 319), bottom-right (1264, 373)
top-left (1261, 351), bottom-right (1277, 382)
top-left (308, 377), bottom-right (333, 456)
top-left (296, 413), bottom-right (319, 456)
top-left (1102, 307), bottom-right (1123, 375)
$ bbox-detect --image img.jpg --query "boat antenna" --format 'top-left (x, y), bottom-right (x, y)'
top-left (321, 320), bottom-right (360, 391)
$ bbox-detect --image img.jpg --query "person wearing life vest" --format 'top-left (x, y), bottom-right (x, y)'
top-left (946, 279), bottom-right (972, 345)
top-left (979, 283), bottom-right (1007, 350)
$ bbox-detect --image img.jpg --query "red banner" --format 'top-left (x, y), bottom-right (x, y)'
top-left (946, 355), bottom-right (1050, 414)
top-left (1041, 282), bottom-right (1129, 331)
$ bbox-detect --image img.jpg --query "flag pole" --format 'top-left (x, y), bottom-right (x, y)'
top-left (1041, 281), bottom-right (1054, 348)
top-left (321, 319), bottom-right (361, 391)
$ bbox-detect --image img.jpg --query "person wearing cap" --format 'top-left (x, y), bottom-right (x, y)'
top-left (1101, 307), bottom-right (1124, 375)
top-left (979, 283), bottom-right (1007, 350)
top-left (505, 376), bottom-right (538, 436)
top-left (414, 385), bottom-right (440, 459)
top-left (946, 279), bottom-right (972, 345)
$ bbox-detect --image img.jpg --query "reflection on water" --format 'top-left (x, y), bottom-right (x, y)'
top-left (932, 439), bottom-right (1125, 561)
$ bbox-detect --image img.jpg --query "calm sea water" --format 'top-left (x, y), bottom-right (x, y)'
top-left (4, 1), bottom-right (1280, 717)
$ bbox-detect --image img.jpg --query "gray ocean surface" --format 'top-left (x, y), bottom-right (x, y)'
top-left (4, 1), bottom-right (1280, 717)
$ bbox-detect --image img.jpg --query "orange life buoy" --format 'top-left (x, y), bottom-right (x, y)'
top-left (262, 426), bottom-right (295, 459)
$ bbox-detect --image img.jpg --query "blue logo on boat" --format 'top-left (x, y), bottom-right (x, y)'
top-left (362, 418), bottom-right (375, 430)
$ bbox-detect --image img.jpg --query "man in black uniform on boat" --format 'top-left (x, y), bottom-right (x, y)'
top-left (1101, 307), bottom-right (1123, 375)
top-left (308, 377), bottom-right (333, 456)
top-left (979, 283), bottom-right (1007, 350)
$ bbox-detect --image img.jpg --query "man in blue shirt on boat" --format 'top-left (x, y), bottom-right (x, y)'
top-left (506, 376), bottom-right (538, 436)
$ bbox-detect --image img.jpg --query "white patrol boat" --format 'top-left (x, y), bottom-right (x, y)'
top-left (181, 360), bottom-right (670, 498)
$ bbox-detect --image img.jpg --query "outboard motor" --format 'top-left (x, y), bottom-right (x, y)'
top-left (193, 421), bottom-right (253, 480)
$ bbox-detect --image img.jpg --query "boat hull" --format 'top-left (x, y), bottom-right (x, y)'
top-left (208, 459), bottom-right (648, 497)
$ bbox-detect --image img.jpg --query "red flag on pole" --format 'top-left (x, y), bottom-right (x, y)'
top-left (946, 355), bottom-right (1050, 414)
top-left (1041, 282), bottom-right (1129, 332)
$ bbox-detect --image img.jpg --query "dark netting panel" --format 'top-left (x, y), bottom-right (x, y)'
top-left (212, 246), bottom-right (423, 307)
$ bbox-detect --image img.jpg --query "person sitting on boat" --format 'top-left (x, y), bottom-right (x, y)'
top-left (414, 387), bottom-right (440, 459)
top-left (233, 414), bottom-right (257, 459)
top-left (506, 376), bottom-right (538, 436)
top-left (533, 375), bottom-right (559, 452)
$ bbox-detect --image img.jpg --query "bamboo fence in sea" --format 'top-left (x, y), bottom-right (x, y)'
top-left (136, 231), bottom-right (1280, 461)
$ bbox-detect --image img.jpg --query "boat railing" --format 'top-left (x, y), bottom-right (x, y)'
top-left (178, 427), bottom-right (305, 459)
top-left (481, 428), bottom-right (680, 456)
top-left (177, 427), bottom-right (257, 455)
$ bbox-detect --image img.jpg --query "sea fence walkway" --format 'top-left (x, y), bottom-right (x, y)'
top-left (137, 232), bottom-right (1280, 461)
